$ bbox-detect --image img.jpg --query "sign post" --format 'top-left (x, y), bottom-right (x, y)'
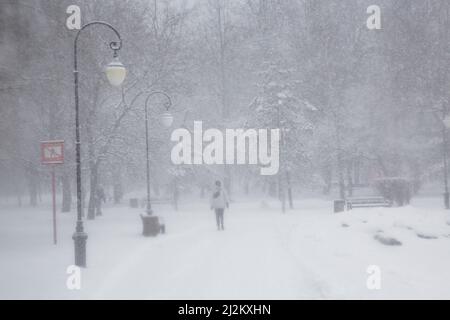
top-left (41, 140), bottom-right (64, 245)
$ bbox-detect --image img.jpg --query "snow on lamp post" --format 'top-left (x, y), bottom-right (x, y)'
top-left (72, 21), bottom-right (126, 268)
top-left (141, 91), bottom-right (173, 237)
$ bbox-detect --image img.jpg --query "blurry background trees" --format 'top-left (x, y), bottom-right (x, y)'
top-left (1, 0), bottom-right (449, 210)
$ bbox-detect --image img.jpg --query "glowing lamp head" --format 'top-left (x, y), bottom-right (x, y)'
top-left (105, 57), bottom-right (126, 87)
top-left (160, 112), bottom-right (174, 128)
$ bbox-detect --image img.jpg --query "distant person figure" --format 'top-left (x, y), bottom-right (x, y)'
top-left (96, 185), bottom-right (106, 216)
top-left (210, 181), bottom-right (229, 231)
top-left (113, 183), bottom-right (123, 204)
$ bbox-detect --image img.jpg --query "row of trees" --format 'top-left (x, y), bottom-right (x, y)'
top-left (1, 0), bottom-right (449, 211)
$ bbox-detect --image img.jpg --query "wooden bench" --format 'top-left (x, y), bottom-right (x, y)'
top-left (346, 197), bottom-right (392, 210)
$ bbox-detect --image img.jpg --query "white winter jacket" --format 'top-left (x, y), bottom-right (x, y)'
top-left (210, 188), bottom-right (229, 209)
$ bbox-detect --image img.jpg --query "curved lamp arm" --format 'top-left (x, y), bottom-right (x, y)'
top-left (141, 91), bottom-right (172, 216)
top-left (74, 21), bottom-right (122, 71)
top-left (144, 91), bottom-right (172, 112)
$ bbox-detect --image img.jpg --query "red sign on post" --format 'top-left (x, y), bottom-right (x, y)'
top-left (41, 140), bottom-right (64, 165)
top-left (40, 140), bottom-right (64, 245)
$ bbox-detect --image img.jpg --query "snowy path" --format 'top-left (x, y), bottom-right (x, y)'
top-left (1, 197), bottom-right (450, 299)
top-left (88, 210), bottom-right (323, 299)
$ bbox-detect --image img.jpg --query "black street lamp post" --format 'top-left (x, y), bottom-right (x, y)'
top-left (72, 21), bottom-right (126, 268)
top-left (442, 110), bottom-right (450, 209)
top-left (140, 91), bottom-right (173, 237)
top-left (144, 92), bottom-right (173, 214)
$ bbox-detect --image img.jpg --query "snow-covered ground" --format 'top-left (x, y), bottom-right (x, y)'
top-left (1, 196), bottom-right (450, 300)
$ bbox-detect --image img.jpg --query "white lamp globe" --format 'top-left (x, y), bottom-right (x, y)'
top-left (160, 112), bottom-right (174, 128)
top-left (105, 57), bottom-right (126, 87)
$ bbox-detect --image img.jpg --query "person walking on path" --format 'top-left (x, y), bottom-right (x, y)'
top-left (210, 181), bottom-right (229, 231)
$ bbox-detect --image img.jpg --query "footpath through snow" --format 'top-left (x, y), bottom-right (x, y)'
top-left (1, 197), bottom-right (450, 299)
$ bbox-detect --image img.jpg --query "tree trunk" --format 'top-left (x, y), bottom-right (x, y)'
top-left (38, 182), bottom-right (42, 204)
top-left (354, 157), bottom-right (361, 185)
top-left (173, 178), bottom-right (179, 211)
top-left (244, 177), bottom-right (249, 195)
top-left (224, 165), bottom-right (231, 196)
top-left (16, 184), bottom-right (22, 207)
top-left (87, 161), bottom-right (98, 220)
top-left (113, 165), bottom-right (123, 204)
top-left (376, 155), bottom-right (389, 176)
top-left (14, 171), bottom-right (22, 207)
top-left (61, 172), bottom-right (71, 212)
top-left (113, 182), bottom-right (123, 204)
top-left (347, 161), bottom-right (353, 197)
top-left (85, 78), bottom-right (101, 219)
top-left (337, 154), bottom-right (346, 200)
top-left (278, 173), bottom-right (286, 213)
top-left (268, 178), bottom-right (277, 197)
top-left (27, 167), bottom-right (38, 207)
top-left (286, 170), bottom-right (293, 209)
top-left (334, 111), bottom-right (346, 200)
top-left (322, 163), bottom-right (332, 195)
top-left (216, 2), bottom-right (232, 195)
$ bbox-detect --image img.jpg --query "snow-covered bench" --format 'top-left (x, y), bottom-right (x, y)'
top-left (346, 197), bottom-right (392, 210)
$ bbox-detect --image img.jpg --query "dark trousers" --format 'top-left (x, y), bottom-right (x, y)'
top-left (215, 208), bottom-right (224, 229)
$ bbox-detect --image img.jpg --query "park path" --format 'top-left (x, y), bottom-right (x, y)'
top-left (3, 198), bottom-right (449, 299)
top-left (86, 209), bottom-right (324, 299)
